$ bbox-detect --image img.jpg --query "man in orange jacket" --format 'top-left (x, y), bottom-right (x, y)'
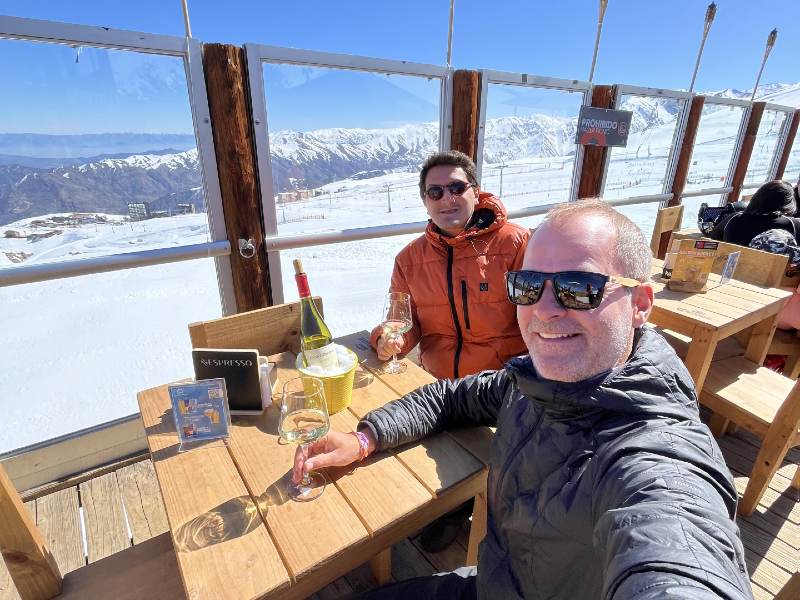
top-left (370, 150), bottom-right (529, 552)
top-left (370, 150), bottom-right (529, 381)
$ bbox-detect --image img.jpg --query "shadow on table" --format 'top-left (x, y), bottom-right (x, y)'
top-left (173, 470), bottom-right (296, 553)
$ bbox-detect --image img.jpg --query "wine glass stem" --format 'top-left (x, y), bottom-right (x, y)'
top-left (391, 352), bottom-right (398, 366)
top-left (300, 443), bottom-right (311, 486)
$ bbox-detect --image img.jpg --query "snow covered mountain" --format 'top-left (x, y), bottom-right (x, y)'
top-left (2, 82), bottom-right (798, 225)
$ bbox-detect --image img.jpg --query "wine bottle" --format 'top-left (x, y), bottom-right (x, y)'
top-left (293, 259), bottom-right (340, 370)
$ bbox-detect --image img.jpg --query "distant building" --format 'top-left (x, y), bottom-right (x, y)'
top-left (128, 202), bottom-right (152, 221)
top-left (275, 190), bottom-right (313, 204)
top-left (176, 203), bottom-right (195, 215)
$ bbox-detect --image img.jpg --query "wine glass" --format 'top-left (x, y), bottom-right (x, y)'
top-left (380, 291), bottom-right (413, 374)
top-left (278, 376), bottom-right (330, 502)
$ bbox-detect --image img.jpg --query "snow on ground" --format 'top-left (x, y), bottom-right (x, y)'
top-left (0, 105), bottom-right (784, 453)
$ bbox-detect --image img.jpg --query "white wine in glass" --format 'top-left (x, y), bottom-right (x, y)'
top-left (380, 291), bottom-right (413, 374)
top-left (279, 376), bottom-right (330, 501)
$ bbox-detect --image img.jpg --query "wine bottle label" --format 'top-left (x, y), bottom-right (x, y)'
top-left (303, 343), bottom-right (339, 370)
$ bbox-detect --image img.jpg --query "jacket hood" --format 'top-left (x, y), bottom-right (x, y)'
top-left (505, 327), bottom-right (698, 421)
top-left (425, 192), bottom-right (508, 248)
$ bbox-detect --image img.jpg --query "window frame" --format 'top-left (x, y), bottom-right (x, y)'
top-left (737, 102), bottom-right (796, 192)
top-left (679, 95), bottom-right (750, 203)
top-left (0, 15), bottom-right (236, 313)
top-left (244, 42), bottom-right (451, 303)
top-left (600, 84), bottom-right (693, 209)
top-left (475, 69), bottom-right (592, 216)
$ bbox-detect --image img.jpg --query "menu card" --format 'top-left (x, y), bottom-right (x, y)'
top-left (663, 238), bottom-right (719, 293)
top-left (169, 379), bottom-right (231, 451)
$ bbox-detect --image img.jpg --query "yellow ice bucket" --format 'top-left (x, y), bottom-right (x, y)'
top-left (295, 346), bottom-right (358, 414)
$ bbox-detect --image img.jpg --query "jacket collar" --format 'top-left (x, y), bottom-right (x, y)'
top-left (425, 192), bottom-right (508, 248)
top-left (505, 327), bottom-right (699, 421)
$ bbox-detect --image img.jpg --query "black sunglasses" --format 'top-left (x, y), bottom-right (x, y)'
top-left (424, 180), bottom-right (474, 201)
top-left (505, 270), bottom-right (640, 310)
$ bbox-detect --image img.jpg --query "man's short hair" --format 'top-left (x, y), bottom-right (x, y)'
top-left (542, 198), bottom-right (652, 281)
top-left (418, 150), bottom-right (479, 197)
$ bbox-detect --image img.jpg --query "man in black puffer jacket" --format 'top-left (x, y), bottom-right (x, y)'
top-left (293, 199), bottom-right (754, 599)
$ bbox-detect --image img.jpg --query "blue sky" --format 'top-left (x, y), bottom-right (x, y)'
top-left (1, 1), bottom-right (799, 135)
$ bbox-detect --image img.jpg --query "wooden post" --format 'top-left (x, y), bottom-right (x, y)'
top-left (577, 85), bottom-right (615, 199)
top-left (0, 464), bottom-right (62, 600)
top-left (369, 548), bottom-right (392, 585)
top-left (726, 102), bottom-right (766, 204)
top-left (775, 109), bottom-right (800, 180)
top-left (465, 491), bottom-right (487, 566)
top-left (655, 95), bottom-right (705, 257)
top-left (202, 43), bottom-right (272, 311)
top-left (451, 70), bottom-right (481, 162)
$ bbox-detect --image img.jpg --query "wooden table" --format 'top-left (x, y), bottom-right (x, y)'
top-left (137, 331), bottom-right (491, 600)
top-left (649, 260), bottom-right (792, 393)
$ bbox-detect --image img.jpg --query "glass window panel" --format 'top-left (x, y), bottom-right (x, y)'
top-left (614, 202), bottom-right (661, 241)
top-left (262, 63), bottom-right (441, 237)
top-left (603, 94), bottom-right (685, 200)
top-left (0, 259), bottom-right (222, 453)
top-left (744, 109), bottom-right (789, 185)
top-left (0, 39), bottom-right (210, 270)
top-left (783, 128), bottom-right (800, 184)
top-left (481, 84), bottom-right (585, 210)
top-left (280, 235), bottom-right (415, 337)
top-left (684, 103), bottom-right (747, 193)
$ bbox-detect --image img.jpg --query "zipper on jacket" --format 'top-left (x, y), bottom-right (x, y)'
top-left (446, 246), bottom-right (463, 378)
top-left (461, 280), bottom-right (471, 330)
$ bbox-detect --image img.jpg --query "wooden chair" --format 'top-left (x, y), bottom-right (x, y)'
top-left (0, 463), bottom-right (182, 600)
top-left (188, 297), bottom-right (321, 355)
top-left (700, 356), bottom-right (800, 516)
top-left (650, 204), bottom-right (685, 259)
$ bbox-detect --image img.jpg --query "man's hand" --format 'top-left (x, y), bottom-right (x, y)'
top-left (376, 333), bottom-right (404, 361)
top-left (292, 429), bottom-right (376, 483)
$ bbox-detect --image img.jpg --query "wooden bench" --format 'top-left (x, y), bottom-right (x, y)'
top-left (700, 356), bottom-right (800, 516)
top-left (0, 463), bottom-right (182, 600)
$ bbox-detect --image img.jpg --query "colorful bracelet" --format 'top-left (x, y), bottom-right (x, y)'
top-left (350, 430), bottom-right (370, 462)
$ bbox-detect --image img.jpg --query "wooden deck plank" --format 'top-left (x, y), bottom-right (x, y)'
top-left (390, 538), bottom-right (437, 581)
top-left (35, 487), bottom-right (85, 575)
top-left (116, 461), bottom-right (169, 544)
top-left (138, 384), bottom-right (291, 600)
top-left (744, 547), bottom-right (792, 596)
top-left (721, 449), bottom-right (800, 525)
top-left (311, 575), bottom-right (354, 600)
top-left (78, 472), bottom-right (130, 563)
top-left (738, 519), bottom-right (798, 574)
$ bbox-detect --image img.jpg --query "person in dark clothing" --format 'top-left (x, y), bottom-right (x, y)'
top-left (721, 180), bottom-right (799, 247)
top-left (705, 200), bottom-right (747, 240)
top-left (293, 199), bottom-right (753, 599)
